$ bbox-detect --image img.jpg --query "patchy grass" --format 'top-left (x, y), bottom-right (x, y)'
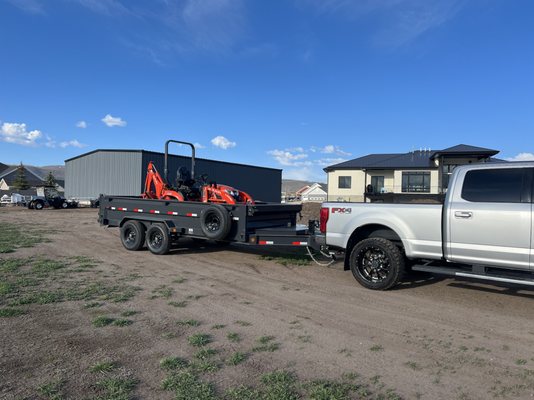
top-left (0, 307), bottom-right (25, 317)
top-left (195, 348), bottom-right (218, 360)
top-left (173, 277), bottom-right (187, 284)
top-left (405, 361), bottom-right (422, 371)
top-left (261, 370), bottom-right (298, 400)
top-left (162, 371), bottom-right (216, 400)
top-left (235, 320), bottom-right (252, 327)
top-left (260, 253), bottom-right (311, 267)
top-left (120, 310), bottom-right (138, 317)
top-left (253, 336), bottom-right (280, 353)
top-left (188, 333), bottom-right (212, 347)
top-left (31, 259), bottom-right (65, 276)
top-left (90, 361), bottom-right (117, 373)
top-left (227, 332), bottom-right (241, 343)
top-left (298, 335), bottom-right (312, 343)
top-left (92, 316), bottom-right (115, 327)
top-left (0, 223), bottom-right (48, 254)
top-left (169, 301), bottom-right (188, 308)
top-left (212, 324), bottom-right (226, 329)
top-left (84, 301), bottom-right (103, 309)
top-left (37, 379), bottom-right (65, 400)
top-left (305, 380), bottom-right (355, 400)
top-left (186, 294), bottom-right (206, 301)
top-left (225, 385), bottom-right (261, 400)
top-left (0, 258), bottom-right (28, 273)
top-left (96, 377), bottom-right (137, 400)
top-left (151, 285), bottom-right (174, 299)
top-left (369, 344), bottom-right (384, 352)
top-left (113, 318), bottom-right (133, 327)
top-left (227, 351), bottom-right (248, 366)
top-left (516, 359), bottom-right (528, 366)
top-left (160, 356), bottom-right (189, 371)
top-left (177, 319), bottom-right (201, 327)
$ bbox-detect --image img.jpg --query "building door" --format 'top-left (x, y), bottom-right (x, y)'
top-left (371, 176), bottom-right (384, 193)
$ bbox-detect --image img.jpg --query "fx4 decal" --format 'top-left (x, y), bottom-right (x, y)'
top-left (332, 207), bottom-right (352, 214)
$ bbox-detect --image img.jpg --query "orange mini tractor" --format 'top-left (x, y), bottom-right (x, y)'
top-left (142, 140), bottom-right (255, 205)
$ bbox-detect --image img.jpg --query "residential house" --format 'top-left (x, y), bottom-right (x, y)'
top-left (324, 144), bottom-right (502, 202)
top-left (299, 183), bottom-right (327, 202)
top-left (0, 165), bottom-right (45, 191)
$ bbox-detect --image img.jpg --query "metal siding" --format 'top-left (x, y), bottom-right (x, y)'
top-left (142, 153), bottom-right (281, 202)
top-left (65, 152), bottom-right (142, 198)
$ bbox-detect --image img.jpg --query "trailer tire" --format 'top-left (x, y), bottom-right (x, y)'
top-left (146, 224), bottom-right (171, 255)
top-left (200, 205), bottom-right (231, 240)
top-left (120, 221), bottom-right (146, 251)
top-left (349, 237), bottom-right (405, 290)
top-left (34, 200), bottom-right (44, 210)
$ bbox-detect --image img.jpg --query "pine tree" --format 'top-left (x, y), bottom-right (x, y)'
top-left (45, 171), bottom-right (57, 187)
top-left (12, 163), bottom-right (30, 190)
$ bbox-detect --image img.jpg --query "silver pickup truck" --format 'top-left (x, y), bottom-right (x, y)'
top-left (318, 162), bottom-right (534, 290)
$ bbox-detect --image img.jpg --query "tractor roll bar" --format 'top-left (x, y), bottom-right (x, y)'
top-left (164, 140), bottom-right (196, 184)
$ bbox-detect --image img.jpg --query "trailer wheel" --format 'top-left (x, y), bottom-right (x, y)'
top-left (200, 205), bottom-right (231, 240)
top-left (146, 224), bottom-right (171, 255)
top-left (349, 237), bottom-right (405, 290)
top-left (120, 221), bottom-right (146, 251)
top-left (34, 200), bottom-right (44, 210)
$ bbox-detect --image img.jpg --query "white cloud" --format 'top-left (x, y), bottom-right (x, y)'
top-left (211, 135), bottom-right (236, 149)
top-left (505, 153), bottom-right (534, 162)
top-left (102, 114), bottom-right (127, 127)
top-left (315, 157), bottom-right (348, 166)
top-left (193, 142), bottom-right (206, 149)
top-left (59, 139), bottom-right (87, 148)
top-left (76, 120), bottom-right (87, 128)
top-left (0, 122), bottom-right (42, 146)
top-left (268, 149), bottom-right (311, 167)
top-left (310, 145), bottom-right (351, 156)
top-left (6, 0), bottom-right (45, 14)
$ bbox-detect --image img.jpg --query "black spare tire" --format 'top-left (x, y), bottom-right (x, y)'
top-left (199, 205), bottom-right (231, 240)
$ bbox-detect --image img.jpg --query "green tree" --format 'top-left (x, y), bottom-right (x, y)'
top-left (12, 163), bottom-right (30, 190)
top-left (45, 171), bottom-right (57, 187)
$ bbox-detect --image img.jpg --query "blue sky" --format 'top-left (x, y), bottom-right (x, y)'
top-left (1, 0), bottom-right (533, 181)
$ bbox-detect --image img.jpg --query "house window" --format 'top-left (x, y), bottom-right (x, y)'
top-left (442, 164), bottom-right (459, 190)
top-left (371, 176), bottom-right (385, 193)
top-left (402, 172), bottom-right (430, 193)
top-left (338, 176), bottom-right (351, 189)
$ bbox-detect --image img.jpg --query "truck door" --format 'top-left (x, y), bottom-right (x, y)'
top-left (447, 167), bottom-right (533, 269)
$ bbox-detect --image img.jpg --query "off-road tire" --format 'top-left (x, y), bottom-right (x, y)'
top-left (349, 237), bottom-right (405, 290)
top-left (27, 201), bottom-right (34, 209)
top-left (34, 200), bottom-right (44, 210)
top-left (199, 205), bottom-right (231, 240)
top-left (146, 224), bottom-right (171, 255)
top-left (61, 201), bottom-right (68, 209)
top-left (120, 221), bottom-right (146, 251)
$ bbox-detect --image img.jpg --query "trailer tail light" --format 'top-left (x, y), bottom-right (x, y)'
top-left (320, 207), bottom-right (329, 234)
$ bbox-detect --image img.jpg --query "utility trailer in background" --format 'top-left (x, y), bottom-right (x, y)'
top-left (98, 195), bottom-right (319, 255)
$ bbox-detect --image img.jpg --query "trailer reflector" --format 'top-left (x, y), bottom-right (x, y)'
top-left (110, 207), bottom-right (116, 210)
top-left (186, 213), bottom-right (198, 217)
top-left (259, 240), bottom-right (274, 245)
top-left (167, 211), bottom-right (179, 215)
top-left (292, 241), bottom-right (308, 246)
top-left (118, 207), bottom-right (127, 211)
top-left (149, 210), bottom-right (160, 214)
top-left (133, 208), bottom-right (143, 213)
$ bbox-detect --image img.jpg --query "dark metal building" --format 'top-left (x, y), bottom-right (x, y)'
top-left (65, 150), bottom-right (282, 202)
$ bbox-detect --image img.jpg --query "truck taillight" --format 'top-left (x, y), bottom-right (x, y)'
top-left (320, 207), bottom-right (329, 234)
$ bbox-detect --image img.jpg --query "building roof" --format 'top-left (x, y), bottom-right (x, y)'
top-left (324, 144), bottom-right (501, 172)
top-left (0, 163), bottom-right (8, 175)
top-left (65, 149), bottom-right (282, 172)
top-left (0, 165), bottom-right (45, 187)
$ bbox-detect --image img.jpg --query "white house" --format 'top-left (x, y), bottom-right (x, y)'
top-left (299, 183), bottom-right (327, 202)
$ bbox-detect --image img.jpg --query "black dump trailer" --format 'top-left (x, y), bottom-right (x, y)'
top-left (98, 196), bottom-right (319, 255)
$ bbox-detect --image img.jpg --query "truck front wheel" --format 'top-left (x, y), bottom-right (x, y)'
top-left (349, 237), bottom-right (405, 290)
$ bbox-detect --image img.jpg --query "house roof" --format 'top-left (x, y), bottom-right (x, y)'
top-left (0, 163), bottom-right (8, 175)
top-left (0, 165), bottom-right (45, 187)
top-left (430, 144), bottom-right (499, 159)
top-left (301, 183), bottom-right (327, 196)
top-left (324, 144), bottom-right (501, 172)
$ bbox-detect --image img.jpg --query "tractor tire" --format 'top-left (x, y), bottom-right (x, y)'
top-left (61, 201), bottom-right (69, 209)
top-left (28, 201), bottom-right (34, 210)
top-left (146, 224), bottom-right (171, 255)
top-left (349, 237), bottom-right (405, 290)
top-left (34, 200), bottom-right (44, 210)
top-left (120, 221), bottom-right (146, 251)
top-left (199, 205), bottom-right (231, 240)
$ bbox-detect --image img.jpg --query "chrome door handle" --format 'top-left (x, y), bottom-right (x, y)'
top-left (455, 211), bottom-right (473, 219)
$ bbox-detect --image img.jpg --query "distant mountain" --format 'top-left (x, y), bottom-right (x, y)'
top-left (282, 179), bottom-right (326, 194)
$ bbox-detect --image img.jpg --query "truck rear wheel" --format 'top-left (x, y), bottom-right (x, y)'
top-left (200, 205), bottom-right (231, 240)
top-left (349, 237), bottom-right (405, 290)
top-left (146, 224), bottom-right (171, 255)
top-left (120, 221), bottom-right (146, 251)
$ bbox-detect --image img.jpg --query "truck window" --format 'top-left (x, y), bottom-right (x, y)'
top-left (461, 168), bottom-right (524, 203)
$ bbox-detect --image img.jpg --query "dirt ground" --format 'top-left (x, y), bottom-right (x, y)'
top-left (2, 208), bottom-right (534, 399)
